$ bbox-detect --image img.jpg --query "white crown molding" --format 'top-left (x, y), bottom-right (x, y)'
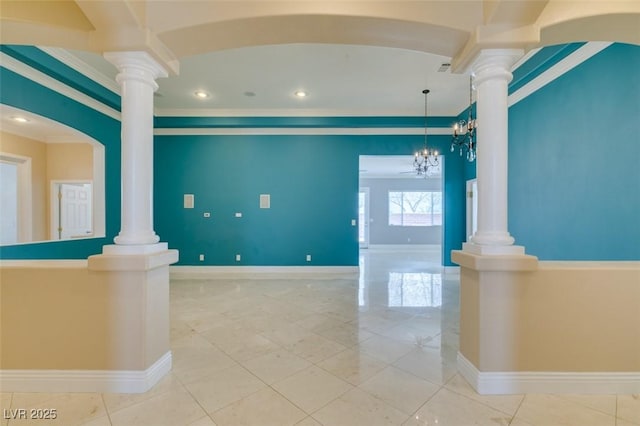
top-left (457, 352), bottom-right (640, 395)
top-left (154, 107), bottom-right (444, 117)
top-left (37, 47), bottom-right (120, 95)
top-left (0, 351), bottom-right (171, 393)
top-left (170, 265), bottom-right (359, 280)
top-left (0, 52), bottom-right (120, 121)
top-left (508, 42), bottom-right (612, 107)
top-left (154, 127), bottom-right (452, 136)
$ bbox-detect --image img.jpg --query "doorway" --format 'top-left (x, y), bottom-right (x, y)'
top-left (358, 155), bottom-right (443, 260)
top-left (466, 179), bottom-right (477, 241)
top-left (0, 153), bottom-right (32, 244)
top-left (358, 187), bottom-right (370, 248)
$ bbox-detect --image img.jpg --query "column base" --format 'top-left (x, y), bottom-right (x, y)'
top-left (103, 242), bottom-right (168, 255)
top-left (114, 232), bottom-right (160, 246)
top-left (463, 242), bottom-right (525, 255)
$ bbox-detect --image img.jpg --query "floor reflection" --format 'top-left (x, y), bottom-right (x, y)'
top-left (358, 247), bottom-right (444, 309)
top-left (388, 272), bottom-right (442, 307)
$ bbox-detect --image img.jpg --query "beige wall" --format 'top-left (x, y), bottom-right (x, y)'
top-left (46, 143), bottom-right (93, 181)
top-left (0, 131), bottom-right (47, 241)
top-left (0, 254), bottom-right (175, 371)
top-left (0, 133), bottom-right (95, 243)
top-left (455, 252), bottom-right (640, 373)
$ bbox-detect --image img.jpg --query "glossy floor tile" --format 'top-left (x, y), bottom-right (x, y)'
top-left (3, 249), bottom-right (637, 425)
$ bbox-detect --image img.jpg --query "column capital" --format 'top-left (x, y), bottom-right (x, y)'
top-left (471, 49), bottom-right (524, 86)
top-left (104, 51), bottom-right (168, 90)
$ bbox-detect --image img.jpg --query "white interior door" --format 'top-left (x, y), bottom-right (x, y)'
top-left (359, 187), bottom-right (370, 248)
top-left (0, 161), bottom-right (18, 245)
top-left (55, 183), bottom-right (93, 239)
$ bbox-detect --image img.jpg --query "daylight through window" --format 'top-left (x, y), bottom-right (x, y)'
top-left (388, 191), bottom-right (442, 226)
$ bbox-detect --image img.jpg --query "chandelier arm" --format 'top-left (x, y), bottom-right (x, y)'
top-left (448, 75), bottom-right (477, 162)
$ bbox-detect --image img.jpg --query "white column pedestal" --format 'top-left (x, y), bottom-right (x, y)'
top-left (102, 242), bottom-right (168, 255)
top-left (463, 241), bottom-right (525, 255)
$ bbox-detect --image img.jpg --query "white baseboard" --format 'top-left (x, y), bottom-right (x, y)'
top-left (170, 265), bottom-right (360, 280)
top-left (0, 351), bottom-right (172, 394)
top-left (457, 352), bottom-right (640, 395)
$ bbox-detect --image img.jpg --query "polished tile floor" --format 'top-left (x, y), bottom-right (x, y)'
top-left (2, 248), bottom-right (638, 425)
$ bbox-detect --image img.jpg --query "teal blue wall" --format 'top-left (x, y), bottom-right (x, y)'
top-left (1, 45), bottom-right (120, 110)
top-left (509, 43), bottom-right (640, 260)
top-left (154, 133), bottom-right (466, 266)
top-left (7, 42), bottom-right (635, 263)
top-left (0, 65), bottom-right (121, 259)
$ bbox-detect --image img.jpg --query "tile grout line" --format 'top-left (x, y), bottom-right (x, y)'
top-left (508, 393), bottom-right (527, 425)
top-left (100, 393), bottom-right (114, 426)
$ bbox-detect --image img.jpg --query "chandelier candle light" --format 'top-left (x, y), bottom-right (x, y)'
top-left (414, 89), bottom-right (439, 177)
top-left (451, 76), bottom-right (477, 162)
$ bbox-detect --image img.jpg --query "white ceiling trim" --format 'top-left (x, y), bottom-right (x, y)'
top-left (38, 47), bottom-right (120, 95)
top-left (154, 127), bottom-right (453, 136)
top-left (508, 42), bottom-right (612, 107)
top-left (0, 52), bottom-right (120, 121)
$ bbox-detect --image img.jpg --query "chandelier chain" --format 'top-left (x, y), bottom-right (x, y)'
top-left (414, 89), bottom-right (439, 177)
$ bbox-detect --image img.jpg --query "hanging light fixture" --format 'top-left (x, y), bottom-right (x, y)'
top-left (414, 89), bottom-right (439, 177)
top-left (451, 76), bottom-right (477, 162)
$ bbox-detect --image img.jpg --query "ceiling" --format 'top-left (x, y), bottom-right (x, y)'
top-left (2, 1), bottom-right (638, 118)
top-left (0, 104), bottom-right (95, 144)
top-left (2, 1), bottom-right (638, 175)
top-left (70, 43), bottom-right (471, 116)
top-left (3, 43), bottom-right (459, 177)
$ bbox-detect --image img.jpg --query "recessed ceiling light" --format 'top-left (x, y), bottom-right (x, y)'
top-left (10, 116), bottom-right (29, 123)
top-left (294, 90), bottom-right (308, 98)
top-left (194, 90), bottom-right (210, 99)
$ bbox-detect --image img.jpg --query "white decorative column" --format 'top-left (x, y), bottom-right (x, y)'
top-left (464, 49), bottom-right (524, 255)
top-left (104, 51), bottom-right (168, 253)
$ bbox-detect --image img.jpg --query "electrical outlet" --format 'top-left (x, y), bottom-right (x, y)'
top-left (306, 254), bottom-right (311, 262)
top-left (203, 212), bottom-right (210, 218)
top-left (235, 212), bottom-right (242, 218)
top-left (199, 254), bottom-right (204, 261)
top-left (235, 254), bottom-right (241, 262)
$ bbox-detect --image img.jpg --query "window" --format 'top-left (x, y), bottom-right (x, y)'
top-left (388, 191), bottom-right (442, 226)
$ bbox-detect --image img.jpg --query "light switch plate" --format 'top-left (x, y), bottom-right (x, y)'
top-left (260, 194), bottom-right (271, 209)
top-left (351, 219), bottom-right (357, 226)
top-left (235, 212), bottom-right (242, 218)
top-left (184, 194), bottom-right (194, 209)
top-left (203, 212), bottom-right (210, 218)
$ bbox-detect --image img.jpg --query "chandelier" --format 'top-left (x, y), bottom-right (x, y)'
top-left (451, 76), bottom-right (477, 162)
top-left (414, 89), bottom-right (439, 177)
